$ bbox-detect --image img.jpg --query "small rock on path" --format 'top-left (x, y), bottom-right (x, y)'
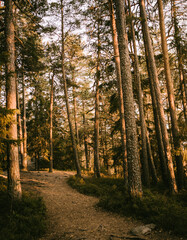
top-left (21, 171), bottom-right (184, 240)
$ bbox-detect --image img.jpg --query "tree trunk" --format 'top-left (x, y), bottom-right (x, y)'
top-left (114, 0), bottom-right (142, 197)
top-left (158, 0), bottom-right (184, 189)
top-left (146, 132), bottom-right (158, 184)
top-left (0, 70), bottom-right (2, 104)
top-left (144, 39), bottom-right (168, 184)
top-left (83, 100), bottom-right (89, 170)
top-left (22, 73), bottom-right (27, 171)
top-left (171, 0), bottom-right (187, 121)
top-left (61, 0), bottom-right (81, 177)
top-left (16, 79), bottom-right (24, 167)
top-left (49, 73), bottom-right (54, 172)
top-left (108, 0), bottom-right (128, 185)
top-left (128, 0), bottom-right (150, 187)
top-left (140, 0), bottom-right (177, 193)
top-left (34, 84), bottom-right (39, 171)
top-left (5, 0), bottom-right (22, 200)
top-left (72, 71), bottom-right (80, 146)
top-left (94, 9), bottom-right (101, 178)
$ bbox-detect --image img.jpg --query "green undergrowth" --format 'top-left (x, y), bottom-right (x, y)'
top-left (0, 177), bottom-right (46, 240)
top-left (68, 176), bottom-right (187, 237)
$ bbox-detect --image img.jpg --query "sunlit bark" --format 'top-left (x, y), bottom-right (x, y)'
top-left (140, 0), bottom-right (177, 193)
top-left (114, 0), bottom-right (142, 197)
top-left (49, 73), bottom-right (54, 173)
top-left (22, 73), bottom-right (27, 171)
top-left (5, 0), bottom-right (22, 199)
top-left (158, 0), bottom-right (184, 189)
top-left (128, 0), bottom-right (151, 186)
top-left (108, 0), bottom-right (128, 185)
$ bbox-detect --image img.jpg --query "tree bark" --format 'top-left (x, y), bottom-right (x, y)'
top-left (171, 0), bottom-right (187, 121)
top-left (144, 39), bottom-right (168, 184)
top-left (114, 0), bottom-right (142, 197)
top-left (16, 79), bottom-right (24, 167)
top-left (158, 0), bottom-right (184, 189)
top-left (94, 8), bottom-right (101, 178)
top-left (49, 73), bottom-right (54, 172)
top-left (140, 0), bottom-right (177, 193)
top-left (61, 0), bottom-right (81, 177)
top-left (5, 0), bottom-right (22, 200)
top-left (108, 0), bottom-right (128, 185)
top-left (22, 73), bottom-right (27, 171)
top-left (128, 0), bottom-right (151, 186)
top-left (72, 71), bottom-right (80, 146)
top-left (83, 100), bottom-right (89, 170)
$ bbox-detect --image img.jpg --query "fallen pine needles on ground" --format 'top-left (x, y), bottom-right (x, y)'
top-left (67, 176), bottom-right (187, 237)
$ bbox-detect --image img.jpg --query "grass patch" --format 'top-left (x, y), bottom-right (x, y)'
top-left (67, 176), bottom-right (187, 237)
top-left (0, 177), bottom-right (46, 240)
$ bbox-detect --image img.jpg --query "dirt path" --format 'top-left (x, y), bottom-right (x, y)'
top-left (21, 171), bottom-right (184, 240)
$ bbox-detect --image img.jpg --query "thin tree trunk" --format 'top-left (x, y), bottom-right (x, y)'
top-left (22, 73), bottom-right (27, 171)
top-left (108, 0), bottom-right (128, 185)
top-left (34, 83), bottom-right (39, 171)
top-left (49, 73), bottom-right (54, 172)
top-left (171, 0), bottom-right (187, 121)
top-left (158, 0), bottom-right (184, 189)
top-left (144, 40), bottom-right (168, 184)
top-left (61, 0), bottom-right (81, 177)
top-left (83, 100), bottom-right (89, 170)
top-left (72, 71), bottom-right (79, 146)
top-left (5, 0), bottom-right (22, 200)
top-left (114, 0), bottom-right (142, 197)
top-left (146, 132), bottom-right (158, 184)
top-left (16, 79), bottom-right (24, 167)
top-left (128, 0), bottom-right (150, 186)
top-left (140, 0), bottom-right (177, 193)
top-left (94, 9), bottom-right (101, 178)
top-left (0, 68), bottom-right (2, 105)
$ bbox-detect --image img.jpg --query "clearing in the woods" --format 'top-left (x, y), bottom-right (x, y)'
top-left (21, 170), bottom-right (184, 240)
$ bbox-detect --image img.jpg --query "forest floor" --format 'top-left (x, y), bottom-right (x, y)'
top-left (21, 170), bottom-right (185, 240)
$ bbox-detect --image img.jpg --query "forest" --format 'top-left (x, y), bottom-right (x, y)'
top-left (0, 0), bottom-right (187, 239)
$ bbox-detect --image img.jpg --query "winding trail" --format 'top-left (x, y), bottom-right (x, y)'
top-left (21, 171), bottom-right (184, 240)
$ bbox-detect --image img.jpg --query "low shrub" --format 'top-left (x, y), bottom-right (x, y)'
top-left (68, 176), bottom-right (187, 236)
top-left (0, 177), bottom-right (46, 240)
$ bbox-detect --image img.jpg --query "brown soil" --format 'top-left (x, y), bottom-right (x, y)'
top-left (21, 170), bottom-right (185, 240)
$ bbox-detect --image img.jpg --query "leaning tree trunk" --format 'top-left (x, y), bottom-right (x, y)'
top-left (158, 0), bottom-right (184, 189)
top-left (140, 0), bottom-right (177, 193)
top-left (49, 73), bottom-right (54, 173)
top-left (5, 0), bottom-right (22, 200)
top-left (128, 0), bottom-right (151, 187)
top-left (61, 0), bottom-right (81, 177)
top-left (114, 0), bottom-right (142, 197)
top-left (108, 0), bottom-right (128, 185)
